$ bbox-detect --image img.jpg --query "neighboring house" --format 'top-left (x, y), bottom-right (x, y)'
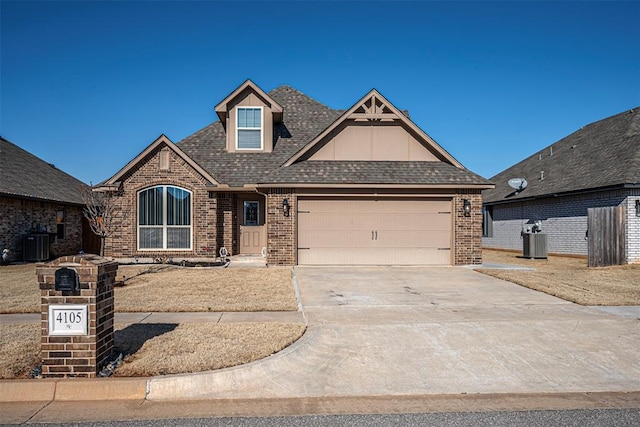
top-left (482, 107), bottom-right (640, 263)
top-left (0, 137), bottom-right (96, 261)
top-left (98, 80), bottom-right (493, 266)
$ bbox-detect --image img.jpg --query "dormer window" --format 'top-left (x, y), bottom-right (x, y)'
top-left (237, 107), bottom-right (263, 150)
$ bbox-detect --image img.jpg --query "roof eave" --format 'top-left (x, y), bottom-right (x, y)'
top-left (256, 183), bottom-right (495, 189)
top-left (484, 182), bottom-right (637, 206)
top-left (0, 191), bottom-right (85, 207)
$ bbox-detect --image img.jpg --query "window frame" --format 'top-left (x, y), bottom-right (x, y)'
top-left (137, 185), bottom-right (193, 251)
top-left (236, 106), bottom-right (263, 150)
top-left (56, 208), bottom-right (65, 240)
top-left (482, 205), bottom-right (493, 238)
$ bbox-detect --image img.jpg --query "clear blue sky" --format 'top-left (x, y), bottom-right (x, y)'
top-left (1, 1), bottom-right (639, 185)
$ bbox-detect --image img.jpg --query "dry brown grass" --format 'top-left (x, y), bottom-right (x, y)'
top-left (0, 322), bottom-right (305, 379)
top-left (0, 264), bottom-right (296, 313)
top-left (115, 265), bottom-right (296, 312)
top-left (0, 264), bottom-right (40, 313)
top-left (113, 322), bottom-right (306, 376)
top-left (479, 250), bottom-right (640, 305)
top-left (0, 323), bottom-right (40, 379)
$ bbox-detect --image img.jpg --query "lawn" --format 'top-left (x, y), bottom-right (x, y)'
top-left (0, 263), bottom-right (303, 379)
top-left (0, 264), bottom-right (297, 313)
top-left (479, 249), bottom-right (640, 306)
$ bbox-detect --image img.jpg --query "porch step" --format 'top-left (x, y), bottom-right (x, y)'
top-left (228, 255), bottom-right (267, 268)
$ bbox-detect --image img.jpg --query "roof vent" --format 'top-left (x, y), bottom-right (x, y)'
top-left (540, 171), bottom-right (545, 180)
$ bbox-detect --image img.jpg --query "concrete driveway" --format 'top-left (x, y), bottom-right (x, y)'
top-left (147, 267), bottom-right (640, 400)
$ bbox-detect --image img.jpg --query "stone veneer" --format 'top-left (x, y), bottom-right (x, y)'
top-left (37, 255), bottom-right (117, 378)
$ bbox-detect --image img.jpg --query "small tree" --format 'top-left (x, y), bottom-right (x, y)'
top-left (80, 184), bottom-right (126, 256)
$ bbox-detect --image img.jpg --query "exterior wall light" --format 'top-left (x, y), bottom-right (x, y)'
top-left (636, 199), bottom-right (640, 217)
top-left (463, 199), bottom-right (471, 217)
top-left (282, 198), bottom-right (290, 217)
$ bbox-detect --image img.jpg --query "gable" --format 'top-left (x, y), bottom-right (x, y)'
top-left (99, 134), bottom-right (219, 190)
top-left (214, 80), bottom-right (283, 154)
top-left (309, 121), bottom-right (440, 161)
top-left (284, 90), bottom-right (463, 168)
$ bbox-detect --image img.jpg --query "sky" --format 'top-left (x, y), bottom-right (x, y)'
top-left (1, 1), bottom-right (639, 185)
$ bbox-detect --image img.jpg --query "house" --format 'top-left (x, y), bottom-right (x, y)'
top-left (98, 80), bottom-right (493, 266)
top-left (482, 107), bottom-right (640, 264)
top-left (0, 137), bottom-right (98, 261)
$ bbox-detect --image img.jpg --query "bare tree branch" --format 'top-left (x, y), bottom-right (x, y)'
top-left (80, 184), bottom-right (126, 256)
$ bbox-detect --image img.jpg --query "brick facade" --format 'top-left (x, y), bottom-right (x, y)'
top-left (104, 145), bottom-right (217, 259)
top-left (266, 188), bottom-right (296, 266)
top-left (483, 188), bottom-right (639, 263)
top-left (0, 196), bottom-right (83, 261)
top-left (37, 255), bottom-right (117, 378)
top-left (216, 193), bottom-right (238, 255)
top-left (454, 190), bottom-right (483, 265)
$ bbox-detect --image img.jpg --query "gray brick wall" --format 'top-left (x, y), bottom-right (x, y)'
top-left (625, 190), bottom-right (640, 263)
top-left (483, 189), bottom-right (632, 256)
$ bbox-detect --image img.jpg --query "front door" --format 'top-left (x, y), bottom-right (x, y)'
top-left (239, 199), bottom-right (266, 254)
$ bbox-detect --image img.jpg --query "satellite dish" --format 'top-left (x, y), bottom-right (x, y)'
top-left (508, 178), bottom-right (528, 192)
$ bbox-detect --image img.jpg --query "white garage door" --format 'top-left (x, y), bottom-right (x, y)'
top-left (297, 198), bottom-right (452, 265)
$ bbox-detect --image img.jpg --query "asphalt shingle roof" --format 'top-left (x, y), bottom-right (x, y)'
top-left (0, 137), bottom-right (87, 205)
top-left (178, 86), bottom-right (342, 187)
top-left (262, 161), bottom-right (490, 185)
top-left (179, 85), bottom-right (490, 187)
top-left (483, 107), bottom-right (640, 204)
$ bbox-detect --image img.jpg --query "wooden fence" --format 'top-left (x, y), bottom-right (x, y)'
top-left (587, 206), bottom-right (626, 267)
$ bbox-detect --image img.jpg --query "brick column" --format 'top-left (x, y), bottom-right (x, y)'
top-left (267, 189), bottom-right (296, 266)
top-left (454, 191), bottom-right (483, 265)
top-left (37, 255), bottom-right (117, 378)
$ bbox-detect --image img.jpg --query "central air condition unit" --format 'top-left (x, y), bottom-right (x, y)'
top-left (522, 233), bottom-right (548, 259)
top-left (23, 234), bottom-right (50, 262)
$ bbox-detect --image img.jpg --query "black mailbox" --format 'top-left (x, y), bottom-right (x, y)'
top-left (55, 267), bottom-right (80, 292)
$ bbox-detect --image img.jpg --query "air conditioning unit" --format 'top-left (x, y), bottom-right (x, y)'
top-left (23, 234), bottom-right (50, 262)
top-left (522, 233), bottom-right (548, 259)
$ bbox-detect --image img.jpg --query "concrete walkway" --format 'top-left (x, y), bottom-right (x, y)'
top-left (2, 266), bottom-right (639, 423)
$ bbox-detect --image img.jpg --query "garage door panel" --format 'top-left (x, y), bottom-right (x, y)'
top-left (298, 230), bottom-right (374, 248)
top-left (297, 198), bottom-right (452, 265)
top-left (373, 213), bottom-right (451, 230)
top-left (298, 247), bottom-right (451, 265)
top-left (376, 230), bottom-right (451, 248)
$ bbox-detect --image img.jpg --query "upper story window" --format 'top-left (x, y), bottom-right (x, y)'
top-left (237, 107), bottom-right (262, 150)
top-left (138, 185), bottom-right (192, 250)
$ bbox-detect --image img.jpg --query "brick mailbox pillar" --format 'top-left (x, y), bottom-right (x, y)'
top-left (37, 255), bottom-right (117, 378)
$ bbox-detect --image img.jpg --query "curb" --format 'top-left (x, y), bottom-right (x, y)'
top-left (0, 378), bottom-right (148, 402)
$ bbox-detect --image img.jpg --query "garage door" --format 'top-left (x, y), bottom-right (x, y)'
top-left (297, 198), bottom-right (452, 265)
